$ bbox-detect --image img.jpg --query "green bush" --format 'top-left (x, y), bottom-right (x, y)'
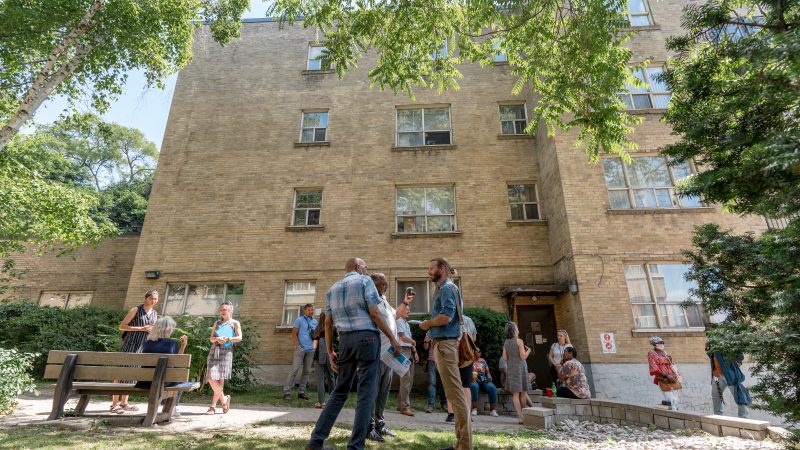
top-left (0, 302), bottom-right (123, 376)
top-left (0, 348), bottom-right (38, 415)
top-left (173, 315), bottom-right (260, 391)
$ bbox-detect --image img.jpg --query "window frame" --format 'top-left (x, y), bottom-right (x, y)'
top-left (299, 111), bottom-right (329, 143)
top-left (395, 185), bottom-right (458, 234)
top-left (395, 106), bottom-right (453, 147)
top-left (492, 39), bottom-right (508, 63)
top-left (395, 278), bottom-right (461, 315)
top-left (38, 291), bottom-right (93, 309)
top-left (291, 189), bottom-right (323, 226)
top-left (282, 280), bottom-right (316, 326)
top-left (602, 155), bottom-right (703, 210)
top-left (623, 0), bottom-right (654, 27)
top-left (507, 183), bottom-right (541, 220)
top-left (625, 263), bottom-right (705, 330)
top-left (163, 282), bottom-right (244, 317)
top-left (619, 65), bottom-right (672, 110)
top-left (306, 44), bottom-right (332, 71)
top-left (499, 103), bottom-right (528, 135)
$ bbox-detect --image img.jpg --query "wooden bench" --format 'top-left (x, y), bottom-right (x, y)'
top-left (44, 350), bottom-right (200, 426)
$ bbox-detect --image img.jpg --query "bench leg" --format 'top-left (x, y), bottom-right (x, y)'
top-left (48, 354), bottom-right (77, 420)
top-left (142, 356), bottom-right (168, 427)
top-left (75, 395), bottom-right (90, 415)
top-left (161, 393), bottom-right (177, 421)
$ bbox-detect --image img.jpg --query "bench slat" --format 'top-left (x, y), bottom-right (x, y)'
top-left (46, 350), bottom-right (191, 368)
top-left (44, 365), bottom-right (190, 382)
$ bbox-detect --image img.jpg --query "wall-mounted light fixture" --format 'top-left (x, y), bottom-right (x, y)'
top-left (144, 270), bottom-right (161, 280)
top-left (568, 280), bottom-right (579, 295)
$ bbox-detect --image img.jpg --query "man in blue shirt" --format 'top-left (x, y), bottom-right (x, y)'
top-left (420, 257), bottom-right (472, 450)
top-left (284, 304), bottom-right (317, 400)
top-left (306, 258), bottom-right (401, 450)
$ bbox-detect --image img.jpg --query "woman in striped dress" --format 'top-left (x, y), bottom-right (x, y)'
top-left (111, 289), bottom-right (159, 413)
top-left (206, 301), bottom-right (242, 414)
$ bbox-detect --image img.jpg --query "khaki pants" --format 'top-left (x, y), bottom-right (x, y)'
top-left (434, 339), bottom-right (472, 450)
top-left (398, 347), bottom-right (415, 410)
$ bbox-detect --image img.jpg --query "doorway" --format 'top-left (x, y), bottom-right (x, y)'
top-left (516, 305), bottom-right (557, 388)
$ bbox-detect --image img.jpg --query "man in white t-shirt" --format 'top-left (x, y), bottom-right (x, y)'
top-left (396, 303), bottom-right (419, 416)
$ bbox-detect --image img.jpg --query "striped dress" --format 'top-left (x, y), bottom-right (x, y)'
top-left (207, 321), bottom-right (235, 380)
top-left (120, 304), bottom-right (157, 353)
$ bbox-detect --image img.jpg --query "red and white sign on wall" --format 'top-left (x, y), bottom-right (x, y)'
top-left (600, 332), bottom-right (617, 354)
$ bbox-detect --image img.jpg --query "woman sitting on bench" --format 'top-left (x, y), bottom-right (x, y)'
top-left (134, 316), bottom-right (188, 417)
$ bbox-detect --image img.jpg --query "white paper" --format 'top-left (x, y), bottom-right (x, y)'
top-left (381, 345), bottom-right (411, 377)
top-left (407, 320), bottom-right (422, 326)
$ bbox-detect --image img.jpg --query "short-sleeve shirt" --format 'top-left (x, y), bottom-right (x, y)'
top-left (463, 315), bottom-right (476, 339)
top-left (429, 278), bottom-right (462, 339)
top-left (142, 338), bottom-right (179, 355)
top-left (396, 318), bottom-right (413, 347)
top-left (377, 295), bottom-right (398, 354)
top-left (560, 359), bottom-right (591, 399)
top-left (294, 315), bottom-right (318, 350)
top-left (325, 272), bottom-right (382, 333)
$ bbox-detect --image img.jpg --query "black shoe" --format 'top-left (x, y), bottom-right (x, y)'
top-left (378, 427), bottom-right (397, 437)
top-left (366, 430), bottom-right (385, 442)
top-left (445, 413), bottom-right (454, 423)
top-left (298, 393), bottom-right (310, 400)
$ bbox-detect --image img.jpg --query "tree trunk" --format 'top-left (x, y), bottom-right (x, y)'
top-left (0, 0), bottom-right (104, 151)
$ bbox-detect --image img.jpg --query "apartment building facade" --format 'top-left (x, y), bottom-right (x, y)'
top-left (9, 0), bottom-right (776, 420)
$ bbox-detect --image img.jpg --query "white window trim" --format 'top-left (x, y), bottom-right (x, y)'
top-left (492, 39), bottom-right (508, 63)
top-left (619, 65), bottom-right (672, 110)
top-left (627, 263), bottom-right (705, 330)
top-left (164, 283), bottom-right (243, 316)
top-left (395, 106), bottom-right (453, 147)
top-left (624, 0), bottom-right (654, 27)
top-left (282, 280), bottom-right (316, 326)
top-left (299, 111), bottom-right (329, 143)
top-left (604, 155), bottom-right (703, 210)
top-left (499, 103), bottom-right (528, 135)
top-left (507, 183), bottom-right (540, 220)
top-left (306, 44), bottom-right (332, 71)
top-left (395, 185), bottom-right (458, 233)
top-left (291, 189), bottom-right (323, 226)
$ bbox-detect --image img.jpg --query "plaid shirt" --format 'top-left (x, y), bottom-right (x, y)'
top-left (324, 272), bottom-right (381, 333)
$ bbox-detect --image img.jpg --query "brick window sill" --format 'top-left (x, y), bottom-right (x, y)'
top-left (391, 144), bottom-right (456, 153)
top-left (391, 231), bottom-right (463, 239)
top-left (275, 326), bottom-right (294, 333)
top-left (497, 134), bottom-right (534, 140)
top-left (624, 25), bottom-right (662, 32)
top-left (301, 69), bottom-right (336, 75)
top-left (631, 329), bottom-right (705, 337)
top-left (294, 141), bottom-right (330, 148)
top-left (607, 207), bottom-right (714, 215)
top-left (285, 225), bottom-right (325, 232)
top-left (506, 220), bottom-right (548, 226)
top-left (625, 108), bottom-right (668, 115)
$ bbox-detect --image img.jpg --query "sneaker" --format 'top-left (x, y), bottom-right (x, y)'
top-left (471, 408), bottom-right (478, 416)
top-left (445, 413), bottom-right (455, 423)
top-left (283, 393), bottom-right (292, 401)
top-left (378, 427), bottom-right (397, 437)
top-left (489, 410), bottom-right (499, 417)
top-left (172, 410), bottom-right (181, 419)
top-left (426, 405), bottom-right (433, 413)
top-left (366, 430), bottom-right (385, 442)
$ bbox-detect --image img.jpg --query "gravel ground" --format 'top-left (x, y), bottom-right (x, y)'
top-left (531, 419), bottom-right (785, 450)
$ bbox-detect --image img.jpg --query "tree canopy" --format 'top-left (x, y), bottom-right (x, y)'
top-left (268, 0), bottom-right (643, 161)
top-left (661, 0), bottom-right (800, 423)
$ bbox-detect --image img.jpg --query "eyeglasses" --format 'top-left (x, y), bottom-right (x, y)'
top-left (558, 329), bottom-right (568, 333)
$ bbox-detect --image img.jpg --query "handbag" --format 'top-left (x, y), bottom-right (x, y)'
top-left (658, 356), bottom-right (683, 391)
top-left (454, 287), bottom-right (478, 368)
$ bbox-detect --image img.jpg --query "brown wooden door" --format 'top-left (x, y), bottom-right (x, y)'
top-left (516, 305), bottom-right (557, 388)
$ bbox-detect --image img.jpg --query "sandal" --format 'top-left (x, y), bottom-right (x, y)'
top-left (314, 402), bottom-right (325, 409)
top-left (222, 395), bottom-right (231, 414)
top-left (205, 407), bottom-right (216, 415)
top-left (119, 404), bottom-right (138, 411)
top-left (110, 405), bottom-right (125, 414)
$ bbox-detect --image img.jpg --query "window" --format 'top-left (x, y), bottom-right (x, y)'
top-left (499, 104), bottom-right (527, 135)
top-left (39, 291), bottom-right (92, 309)
top-left (396, 278), bottom-right (461, 315)
top-left (396, 107), bottom-right (451, 146)
top-left (283, 281), bottom-right (315, 326)
top-left (307, 45), bottom-right (331, 71)
top-left (622, 0), bottom-right (653, 26)
top-left (602, 156), bottom-right (703, 209)
top-left (708, 16), bottom-right (763, 43)
top-left (492, 39), bottom-right (508, 63)
top-left (430, 39), bottom-right (448, 60)
top-left (396, 186), bottom-right (456, 233)
top-left (300, 111), bottom-right (328, 142)
top-left (507, 184), bottom-right (540, 220)
top-left (292, 190), bottom-right (323, 226)
top-left (625, 264), bottom-right (705, 329)
top-left (619, 66), bottom-right (671, 110)
top-left (163, 283), bottom-right (243, 316)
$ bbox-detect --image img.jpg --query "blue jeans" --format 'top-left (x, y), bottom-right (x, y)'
top-left (469, 381), bottom-right (498, 407)
top-left (308, 330), bottom-right (380, 450)
top-left (427, 360), bottom-right (447, 408)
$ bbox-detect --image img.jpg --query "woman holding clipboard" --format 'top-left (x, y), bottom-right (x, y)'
top-left (205, 301), bottom-right (242, 414)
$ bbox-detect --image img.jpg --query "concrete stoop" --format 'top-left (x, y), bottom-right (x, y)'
top-left (522, 397), bottom-right (788, 441)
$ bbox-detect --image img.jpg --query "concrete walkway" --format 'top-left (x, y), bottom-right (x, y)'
top-left (2, 396), bottom-right (523, 434)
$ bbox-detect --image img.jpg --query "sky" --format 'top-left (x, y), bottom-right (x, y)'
top-left (29, 1), bottom-right (271, 150)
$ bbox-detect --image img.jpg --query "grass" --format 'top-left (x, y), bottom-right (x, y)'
top-left (0, 424), bottom-right (550, 449)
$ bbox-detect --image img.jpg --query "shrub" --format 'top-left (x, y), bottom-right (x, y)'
top-left (0, 348), bottom-right (38, 415)
top-left (173, 315), bottom-right (261, 391)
